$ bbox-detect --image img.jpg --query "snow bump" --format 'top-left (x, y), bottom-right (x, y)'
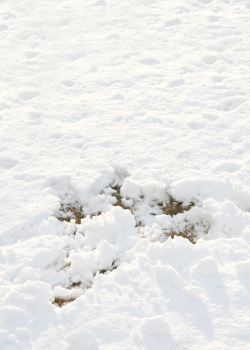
top-left (140, 316), bottom-right (170, 337)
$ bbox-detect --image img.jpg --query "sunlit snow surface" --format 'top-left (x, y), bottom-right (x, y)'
top-left (1, 0), bottom-right (250, 349)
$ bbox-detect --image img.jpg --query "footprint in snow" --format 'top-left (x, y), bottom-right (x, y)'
top-left (62, 80), bottom-right (74, 87)
top-left (111, 93), bottom-right (124, 101)
top-left (19, 91), bottom-right (39, 101)
top-left (87, 66), bottom-right (98, 73)
top-left (219, 97), bottom-right (245, 112)
top-left (0, 24), bottom-right (8, 31)
top-left (168, 79), bottom-right (184, 87)
top-left (203, 113), bottom-right (219, 122)
top-left (107, 33), bottom-right (121, 40)
top-left (212, 75), bottom-right (224, 83)
top-left (25, 51), bottom-right (38, 59)
top-left (49, 132), bottom-right (62, 139)
top-left (198, 0), bottom-right (213, 3)
top-left (165, 18), bottom-right (181, 27)
top-left (0, 157), bottom-right (18, 170)
top-left (208, 15), bottom-right (221, 22)
top-left (93, 0), bottom-right (107, 6)
top-left (29, 112), bottom-right (43, 125)
top-left (201, 55), bottom-right (219, 65)
top-left (214, 37), bottom-right (241, 52)
top-left (140, 58), bottom-right (160, 66)
top-left (187, 121), bottom-right (205, 130)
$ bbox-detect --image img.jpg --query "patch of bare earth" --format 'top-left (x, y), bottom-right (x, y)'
top-left (53, 183), bottom-right (198, 306)
top-left (56, 185), bottom-right (197, 243)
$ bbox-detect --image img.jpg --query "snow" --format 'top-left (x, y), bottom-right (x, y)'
top-left (1, 0), bottom-right (250, 349)
top-left (65, 328), bottom-right (98, 350)
top-left (140, 316), bottom-right (171, 337)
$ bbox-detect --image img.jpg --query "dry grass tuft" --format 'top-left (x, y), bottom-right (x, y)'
top-left (53, 297), bottom-right (76, 308)
top-left (135, 220), bottom-right (143, 227)
top-left (98, 260), bottom-right (119, 275)
top-left (57, 203), bottom-right (85, 224)
top-left (90, 211), bottom-right (102, 219)
top-left (168, 225), bottom-right (197, 244)
top-left (69, 282), bottom-right (82, 288)
top-left (111, 185), bottom-right (126, 208)
top-left (111, 185), bottom-right (144, 227)
top-left (159, 197), bottom-right (194, 217)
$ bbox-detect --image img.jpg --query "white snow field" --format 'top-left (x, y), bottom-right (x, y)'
top-left (1, 0), bottom-right (250, 349)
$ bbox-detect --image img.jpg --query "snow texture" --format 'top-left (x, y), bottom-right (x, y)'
top-left (1, 0), bottom-right (250, 349)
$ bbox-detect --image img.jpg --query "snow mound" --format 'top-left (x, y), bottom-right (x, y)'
top-left (65, 328), bottom-right (98, 350)
top-left (140, 316), bottom-right (170, 337)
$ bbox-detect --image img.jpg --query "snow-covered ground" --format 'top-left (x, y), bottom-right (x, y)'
top-left (1, 0), bottom-right (250, 349)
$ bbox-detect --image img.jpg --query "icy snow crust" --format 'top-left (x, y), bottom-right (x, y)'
top-left (1, 0), bottom-right (250, 349)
